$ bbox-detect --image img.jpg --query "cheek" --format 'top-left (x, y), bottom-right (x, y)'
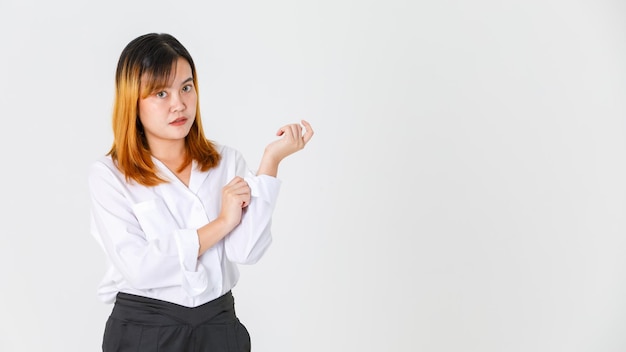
top-left (138, 101), bottom-right (162, 121)
top-left (137, 100), bottom-right (150, 119)
top-left (187, 96), bottom-right (198, 113)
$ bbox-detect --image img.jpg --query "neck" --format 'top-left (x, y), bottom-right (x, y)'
top-left (149, 140), bottom-right (187, 165)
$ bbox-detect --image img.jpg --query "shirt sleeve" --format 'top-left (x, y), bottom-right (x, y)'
top-left (223, 152), bottom-right (281, 264)
top-left (88, 160), bottom-right (209, 296)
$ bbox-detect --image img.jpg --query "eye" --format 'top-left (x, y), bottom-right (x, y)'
top-left (182, 84), bottom-right (193, 93)
top-left (156, 91), bottom-right (168, 98)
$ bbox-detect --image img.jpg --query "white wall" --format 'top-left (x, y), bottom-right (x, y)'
top-left (1, 0), bottom-right (625, 351)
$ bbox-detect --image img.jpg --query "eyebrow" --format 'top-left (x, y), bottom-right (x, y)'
top-left (182, 77), bottom-right (194, 85)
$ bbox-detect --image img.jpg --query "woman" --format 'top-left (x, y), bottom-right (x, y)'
top-left (88, 32), bottom-right (313, 351)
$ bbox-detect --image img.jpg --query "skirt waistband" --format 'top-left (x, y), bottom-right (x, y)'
top-left (111, 291), bottom-right (236, 328)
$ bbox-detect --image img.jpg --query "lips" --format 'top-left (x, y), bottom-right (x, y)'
top-left (169, 117), bottom-right (188, 126)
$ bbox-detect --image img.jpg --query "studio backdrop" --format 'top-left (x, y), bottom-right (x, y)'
top-left (0, 0), bottom-right (625, 351)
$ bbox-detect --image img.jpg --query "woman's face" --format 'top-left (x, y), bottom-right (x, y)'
top-left (138, 57), bottom-right (197, 148)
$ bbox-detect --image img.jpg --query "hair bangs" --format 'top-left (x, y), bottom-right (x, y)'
top-left (139, 50), bottom-right (179, 98)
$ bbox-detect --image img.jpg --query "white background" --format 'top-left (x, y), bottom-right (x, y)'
top-left (1, 0), bottom-right (626, 351)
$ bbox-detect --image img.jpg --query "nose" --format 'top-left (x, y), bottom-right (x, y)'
top-left (170, 92), bottom-right (186, 112)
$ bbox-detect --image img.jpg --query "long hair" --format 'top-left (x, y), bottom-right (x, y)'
top-left (107, 33), bottom-right (221, 186)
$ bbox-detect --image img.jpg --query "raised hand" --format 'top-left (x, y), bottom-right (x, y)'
top-left (256, 120), bottom-right (314, 177)
top-left (263, 119), bottom-right (314, 164)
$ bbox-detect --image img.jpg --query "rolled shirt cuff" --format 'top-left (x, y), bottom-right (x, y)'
top-left (174, 228), bottom-right (208, 296)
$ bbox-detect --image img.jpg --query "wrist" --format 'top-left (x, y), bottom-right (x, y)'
top-left (258, 150), bottom-right (281, 177)
top-left (214, 214), bottom-right (237, 233)
top-left (262, 147), bottom-right (283, 164)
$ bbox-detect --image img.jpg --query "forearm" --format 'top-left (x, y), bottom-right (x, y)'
top-left (256, 150), bottom-right (281, 177)
top-left (197, 217), bottom-right (234, 256)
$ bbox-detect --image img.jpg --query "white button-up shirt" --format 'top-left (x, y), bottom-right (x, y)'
top-left (88, 144), bottom-right (280, 307)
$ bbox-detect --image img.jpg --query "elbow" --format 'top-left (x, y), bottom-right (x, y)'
top-left (226, 232), bottom-right (273, 264)
top-left (113, 251), bottom-right (182, 290)
top-left (121, 269), bottom-right (155, 290)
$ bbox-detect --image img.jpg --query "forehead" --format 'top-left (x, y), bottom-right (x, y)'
top-left (172, 57), bottom-right (193, 79)
top-left (141, 57), bottom-right (193, 89)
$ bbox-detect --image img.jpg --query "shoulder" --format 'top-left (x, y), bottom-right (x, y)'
top-left (88, 155), bottom-right (126, 188)
top-left (210, 143), bottom-right (249, 177)
top-left (89, 155), bottom-right (117, 177)
top-left (89, 154), bottom-right (124, 175)
top-left (213, 143), bottom-right (244, 164)
top-left (214, 143), bottom-right (240, 157)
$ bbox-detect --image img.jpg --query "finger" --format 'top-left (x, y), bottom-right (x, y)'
top-left (224, 179), bottom-right (249, 198)
top-left (226, 176), bottom-right (244, 186)
top-left (241, 193), bottom-right (251, 208)
top-left (293, 124), bottom-right (303, 140)
top-left (238, 187), bottom-right (251, 207)
top-left (301, 120), bottom-right (314, 144)
top-left (225, 192), bottom-right (249, 208)
top-left (286, 124), bottom-right (300, 143)
top-left (301, 120), bottom-right (313, 134)
top-left (229, 181), bottom-right (250, 194)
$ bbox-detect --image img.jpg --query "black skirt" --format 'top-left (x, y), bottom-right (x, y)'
top-left (102, 291), bottom-right (251, 352)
